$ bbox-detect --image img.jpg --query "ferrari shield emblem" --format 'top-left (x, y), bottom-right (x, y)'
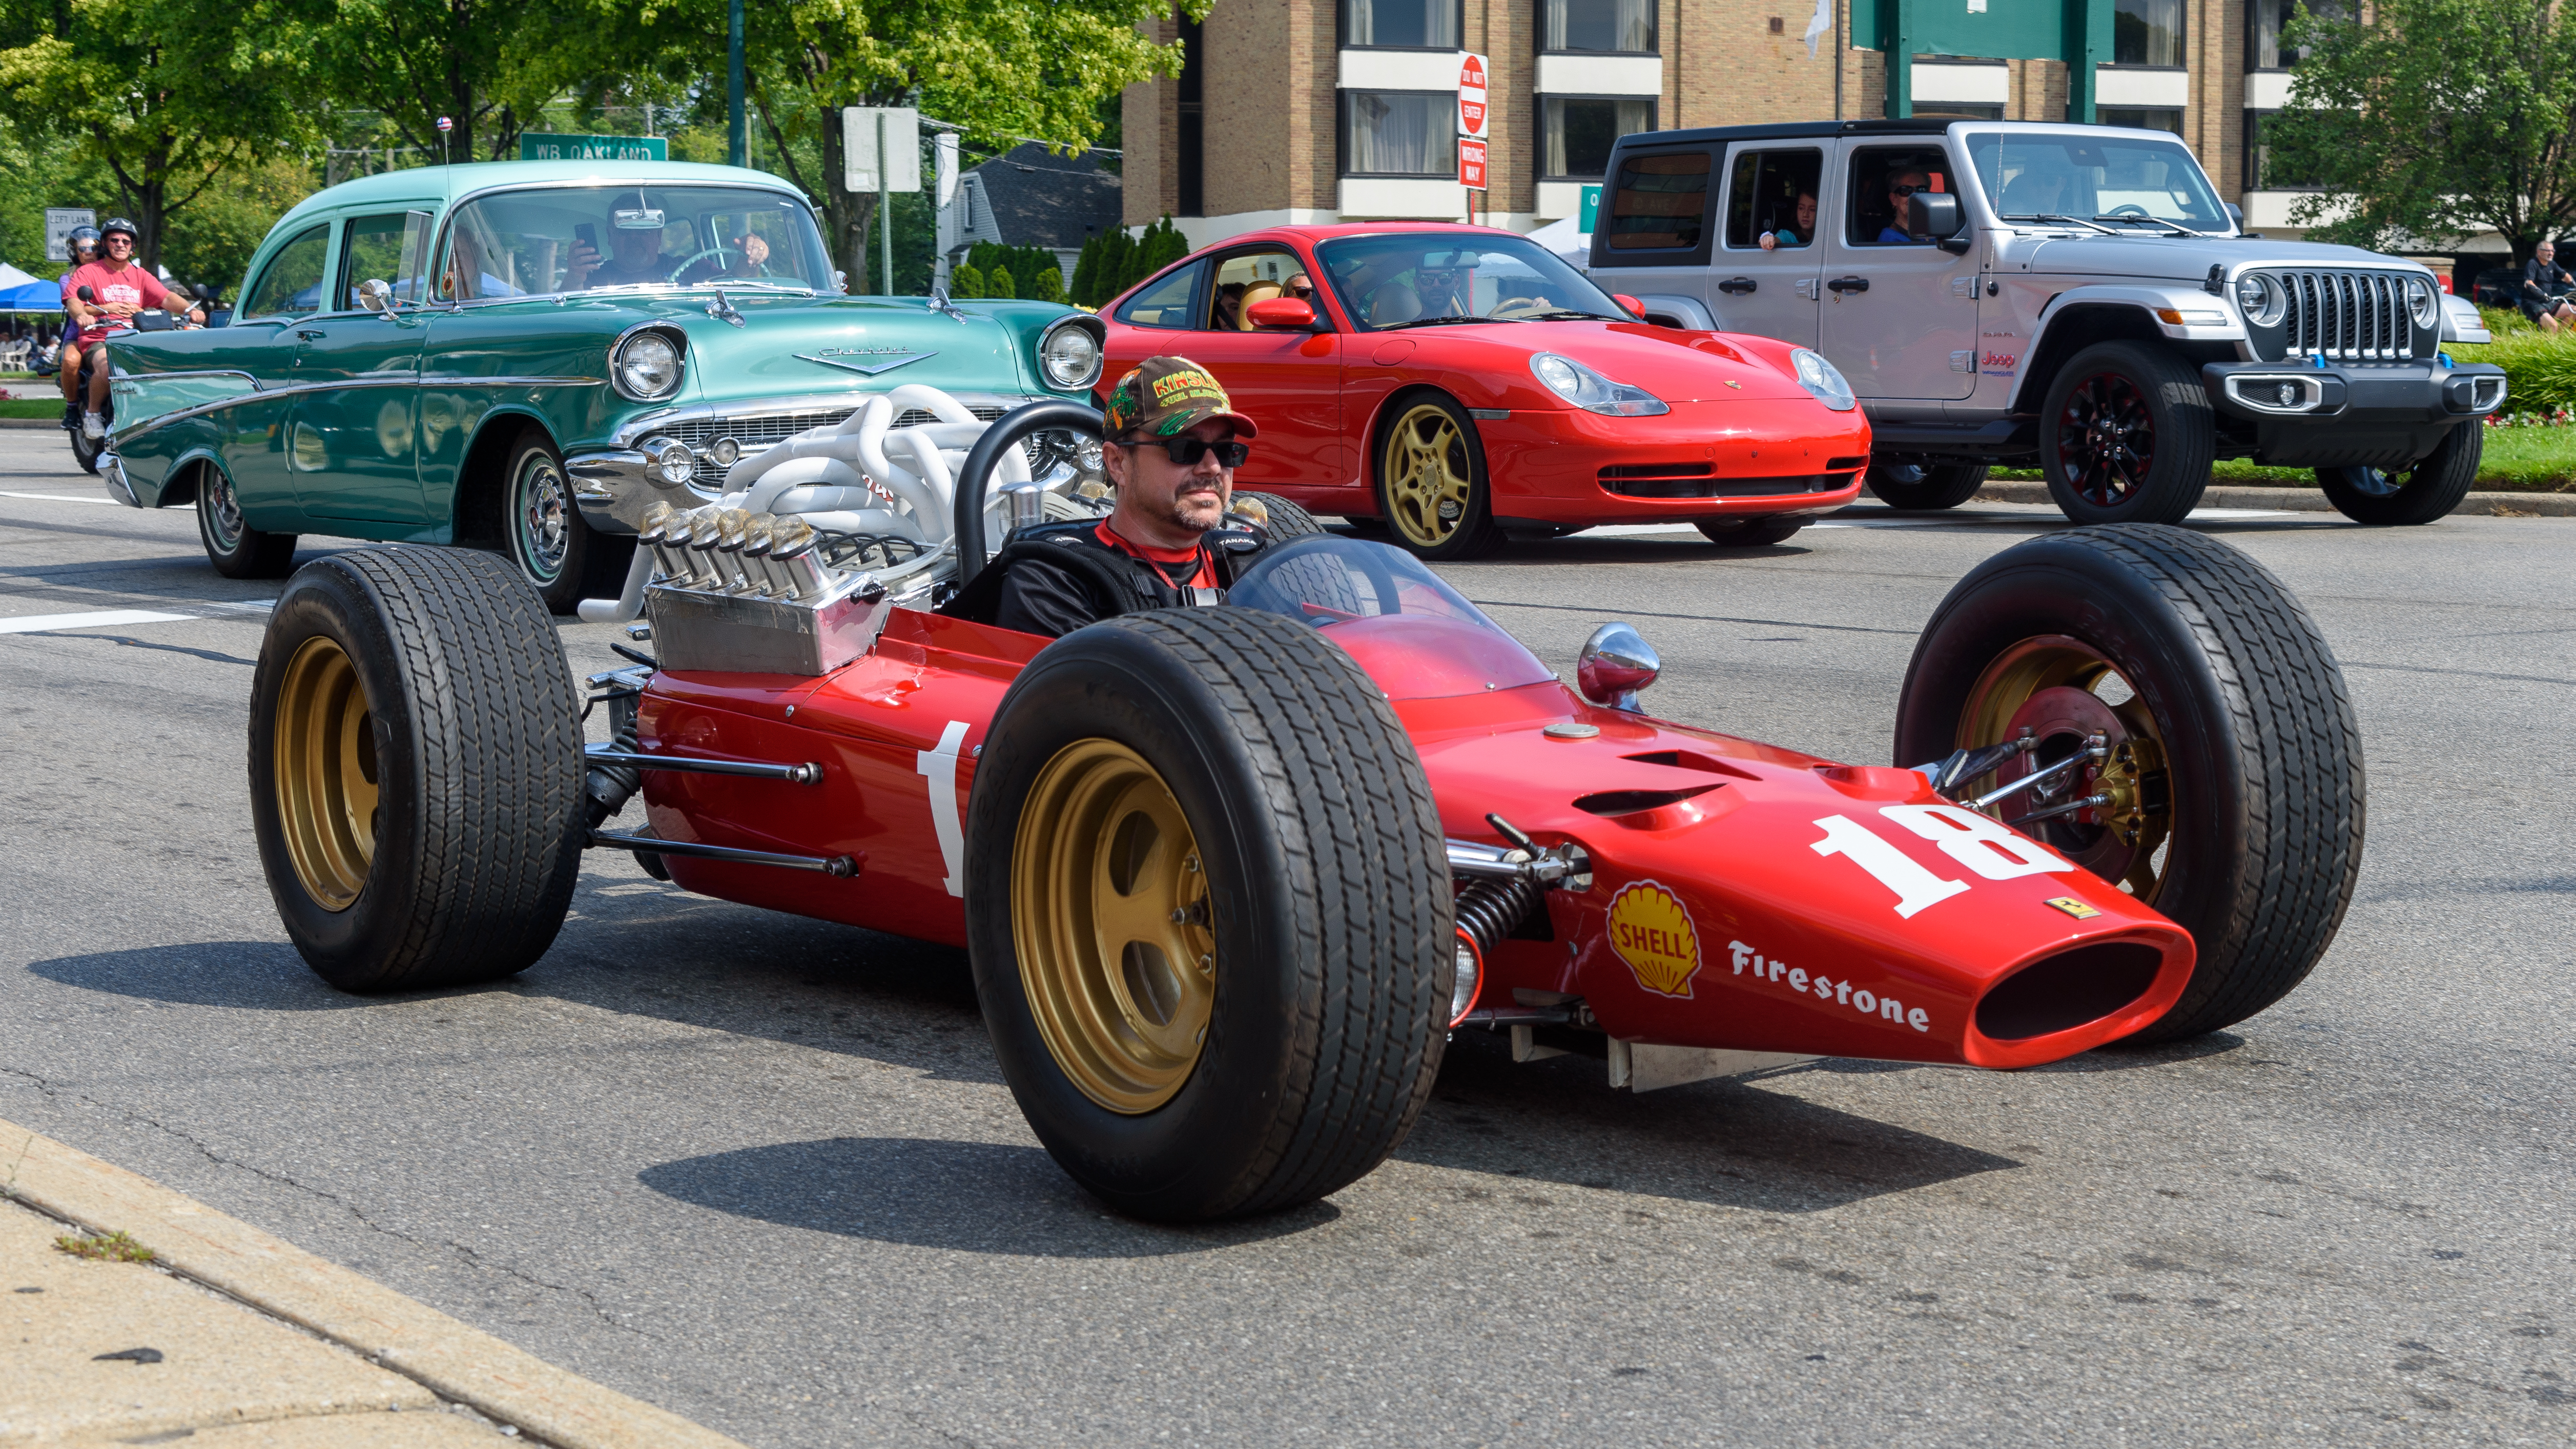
top-left (2045, 896), bottom-right (2101, 920)
top-left (1608, 880), bottom-right (1703, 998)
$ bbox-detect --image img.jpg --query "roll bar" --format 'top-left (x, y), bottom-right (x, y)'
top-left (952, 400), bottom-right (1105, 589)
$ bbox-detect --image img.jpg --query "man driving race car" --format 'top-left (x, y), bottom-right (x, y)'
top-left (973, 356), bottom-right (1270, 638)
top-left (59, 217), bottom-right (201, 440)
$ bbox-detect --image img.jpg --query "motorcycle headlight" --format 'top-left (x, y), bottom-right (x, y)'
top-left (1039, 319), bottom-right (1104, 389)
top-left (614, 330), bottom-right (684, 401)
top-left (2406, 275), bottom-right (2439, 329)
top-left (1789, 347), bottom-right (1857, 411)
top-left (2236, 272), bottom-right (2286, 328)
top-left (1529, 352), bottom-right (1668, 416)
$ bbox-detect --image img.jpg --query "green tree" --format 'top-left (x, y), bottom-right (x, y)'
top-left (1024, 255), bottom-right (1064, 304)
top-left (986, 264), bottom-right (1016, 298)
top-left (303, 0), bottom-right (565, 164)
top-left (0, 0), bottom-right (319, 276)
top-left (951, 260), bottom-right (984, 298)
top-left (2271, 0), bottom-right (2576, 264)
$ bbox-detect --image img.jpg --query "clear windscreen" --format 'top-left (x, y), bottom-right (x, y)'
top-left (1315, 232), bottom-right (1631, 330)
top-left (1228, 537), bottom-right (1556, 700)
top-left (1962, 132), bottom-right (2231, 231)
top-left (437, 185), bottom-right (836, 301)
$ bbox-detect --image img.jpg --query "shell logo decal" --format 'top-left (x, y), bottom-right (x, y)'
top-left (1607, 880), bottom-right (1703, 998)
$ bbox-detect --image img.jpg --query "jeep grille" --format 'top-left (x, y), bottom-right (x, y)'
top-left (2268, 270), bottom-right (2416, 361)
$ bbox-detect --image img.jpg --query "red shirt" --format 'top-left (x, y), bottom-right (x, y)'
top-left (1094, 522), bottom-right (1216, 591)
top-left (63, 261), bottom-right (171, 345)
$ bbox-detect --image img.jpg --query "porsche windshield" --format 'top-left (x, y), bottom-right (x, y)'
top-left (436, 185), bottom-right (835, 301)
top-left (1961, 132), bottom-right (2230, 231)
top-left (1315, 232), bottom-right (1629, 331)
top-left (1227, 537), bottom-right (1555, 699)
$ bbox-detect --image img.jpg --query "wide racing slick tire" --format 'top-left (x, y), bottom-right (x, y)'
top-left (197, 462), bottom-right (298, 579)
top-left (501, 429), bottom-right (635, 615)
top-left (966, 608), bottom-right (1453, 1221)
top-left (1696, 516), bottom-right (1806, 546)
top-left (2315, 421), bottom-right (2481, 526)
top-left (1231, 490), bottom-right (1326, 541)
top-left (1865, 457), bottom-right (1988, 511)
top-left (1893, 525), bottom-right (2363, 1044)
top-left (250, 546), bottom-right (585, 992)
top-left (2037, 342), bottom-right (2215, 526)
top-left (1373, 393), bottom-right (1500, 561)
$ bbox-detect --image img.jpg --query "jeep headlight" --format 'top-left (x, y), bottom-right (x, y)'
top-left (2406, 275), bottom-right (2439, 329)
top-left (1789, 347), bottom-right (1857, 411)
top-left (2236, 273), bottom-right (2287, 328)
top-left (613, 330), bottom-right (684, 401)
top-left (1530, 352), bottom-right (1668, 416)
top-left (1039, 318), bottom-right (1104, 389)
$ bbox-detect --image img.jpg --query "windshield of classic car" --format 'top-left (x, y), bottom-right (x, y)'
top-left (1963, 132), bottom-right (2230, 231)
top-left (1227, 537), bottom-right (1555, 699)
top-left (436, 186), bottom-right (835, 300)
top-left (1315, 233), bottom-right (1629, 330)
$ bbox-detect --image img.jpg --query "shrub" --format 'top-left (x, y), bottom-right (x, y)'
top-left (951, 262), bottom-right (985, 299)
top-left (987, 265), bottom-right (1016, 299)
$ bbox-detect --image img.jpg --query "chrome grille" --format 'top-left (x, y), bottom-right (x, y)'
top-left (2273, 270), bottom-right (2414, 361)
top-left (656, 404), bottom-right (1009, 453)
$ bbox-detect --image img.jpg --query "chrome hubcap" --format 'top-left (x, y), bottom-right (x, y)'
top-left (514, 456), bottom-right (571, 581)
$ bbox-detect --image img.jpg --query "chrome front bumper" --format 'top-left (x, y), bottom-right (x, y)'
top-left (567, 450), bottom-right (673, 534)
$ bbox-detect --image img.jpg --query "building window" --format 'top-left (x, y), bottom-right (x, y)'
top-left (2248, 0), bottom-right (2348, 69)
top-left (2241, 111), bottom-right (2323, 188)
top-left (2100, 107), bottom-right (2183, 136)
top-left (1344, 0), bottom-right (1459, 49)
top-left (1543, 0), bottom-right (1656, 53)
top-left (1543, 97), bottom-right (1655, 180)
top-left (2113, 0), bottom-right (2182, 66)
top-left (1342, 92), bottom-right (1458, 176)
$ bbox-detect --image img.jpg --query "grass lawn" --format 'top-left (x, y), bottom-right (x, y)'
top-left (1994, 422), bottom-right (2576, 493)
top-left (0, 398), bottom-right (65, 419)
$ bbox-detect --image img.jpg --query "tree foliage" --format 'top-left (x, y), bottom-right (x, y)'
top-left (2272, 0), bottom-right (2576, 263)
top-left (1071, 216), bottom-right (1186, 308)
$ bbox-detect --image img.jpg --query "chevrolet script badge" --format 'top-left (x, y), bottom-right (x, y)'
top-left (795, 347), bottom-right (936, 377)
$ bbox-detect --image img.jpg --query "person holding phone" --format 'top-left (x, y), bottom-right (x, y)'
top-left (567, 211), bottom-right (676, 289)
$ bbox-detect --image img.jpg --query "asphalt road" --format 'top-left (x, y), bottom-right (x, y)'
top-left (2, 428), bottom-right (2569, 1447)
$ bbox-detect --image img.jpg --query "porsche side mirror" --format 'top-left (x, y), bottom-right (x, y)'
top-left (1247, 296), bottom-right (1317, 329)
top-left (356, 278), bottom-right (395, 314)
top-left (1613, 293), bottom-right (1644, 318)
top-left (1907, 193), bottom-right (1971, 253)
top-left (1577, 622), bottom-right (1660, 712)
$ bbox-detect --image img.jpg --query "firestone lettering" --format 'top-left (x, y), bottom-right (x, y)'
top-left (1729, 939), bottom-right (1931, 1032)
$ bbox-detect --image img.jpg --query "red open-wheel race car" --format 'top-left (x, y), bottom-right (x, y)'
top-left (249, 402), bottom-right (2363, 1222)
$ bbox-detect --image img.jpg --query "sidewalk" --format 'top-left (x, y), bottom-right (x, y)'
top-left (0, 1122), bottom-right (749, 1448)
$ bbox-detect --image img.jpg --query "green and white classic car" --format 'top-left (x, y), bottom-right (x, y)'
top-left (98, 159), bottom-right (1107, 609)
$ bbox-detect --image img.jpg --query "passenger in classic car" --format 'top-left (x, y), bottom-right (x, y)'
top-left (567, 217), bottom-right (676, 289)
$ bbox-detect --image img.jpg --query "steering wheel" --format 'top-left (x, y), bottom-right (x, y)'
top-left (1487, 296), bottom-right (1557, 320)
top-left (2105, 204), bottom-right (2153, 219)
top-left (669, 245), bottom-right (740, 284)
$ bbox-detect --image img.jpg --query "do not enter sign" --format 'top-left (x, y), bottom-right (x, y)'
top-left (1457, 51), bottom-right (1489, 138)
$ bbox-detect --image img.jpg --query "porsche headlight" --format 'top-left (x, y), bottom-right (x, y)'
top-left (613, 330), bottom-right (683, 401)
top-left (2236, 272), bottom-right (2287, 328)
top-left (1529, 351), bottom-right (1668, 416)
top-left (1789, 347), bottom-right (1857, 411)
top-left (2406, 275), bottom-right (2439, 329)
top-left (1039, 318), bottom-right (1104, 389)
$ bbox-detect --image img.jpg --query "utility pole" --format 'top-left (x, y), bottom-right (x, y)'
top-left (727, 0), bottom-right (746, 167)
top-left (878, 111), bottom-right (893, 295)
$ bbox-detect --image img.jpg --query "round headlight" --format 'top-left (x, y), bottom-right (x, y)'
top-left (708, 437), bottom-right (740, 468)
top-left (2236, 273), bottom-right (2286, 328)
top-left (2406, 275), bottom-right (2439, 328)
top-left (1789, 347), bottom-right (1857, 411)
top-left (1040, 322), bottom-right (1103, 389)
top-left (615, 331), bottom-right (683, 400)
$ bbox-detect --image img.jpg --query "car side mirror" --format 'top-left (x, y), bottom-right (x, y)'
top-left (2224, 201), bottom-right (2244, 233)
top-left (1577, 622), bottom-right (1660, 712)
top-left (1246, 296), bottom-right (1317, 329)
top-left (1907, 193), bottom-right (1971, 253)
top-left (357, 278), bottom-right (396, 314)
top-left (1613, 293), bottom-right (1644, 318)
top-left (76, 286), bottom-right (95, 303)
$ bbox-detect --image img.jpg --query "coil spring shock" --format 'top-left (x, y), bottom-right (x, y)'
top-left (1454, 872), bottom-right (1542, 961)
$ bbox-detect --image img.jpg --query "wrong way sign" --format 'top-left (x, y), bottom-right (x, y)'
top-left (1457, 52), bottom-right (1489, 138)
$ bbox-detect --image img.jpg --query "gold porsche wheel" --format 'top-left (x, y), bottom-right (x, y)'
top-left (272, 635), bottom-right (379, 911)
top-left (1012, 738), bottom-right (1217, 1114)
top-left (1377, 399), bottom-right (1491, 557)
top-left (1956, 635), bottom-right (2172, 901)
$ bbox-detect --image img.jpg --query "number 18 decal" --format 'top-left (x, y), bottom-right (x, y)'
top-left (1811, 805), bottom-right (2074, 918)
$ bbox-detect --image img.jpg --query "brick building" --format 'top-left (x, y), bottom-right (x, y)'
top-left (1121, 0), bottom-right (2343, 245)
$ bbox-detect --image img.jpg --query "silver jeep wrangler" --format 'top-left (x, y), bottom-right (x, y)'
top-left (1590, 119), bottom-right (2506, 526)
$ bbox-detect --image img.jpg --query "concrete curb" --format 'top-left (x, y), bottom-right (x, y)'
top-left (1, 1119), bottom-right (750, 1449)
top-left (1973, 478), bottom-right (2576, 517)
top-left (0, 417), bottom-right (65, 429)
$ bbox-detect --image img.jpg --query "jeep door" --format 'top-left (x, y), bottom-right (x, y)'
top-left (1707, 142), bottom-right (1827, 347)
top-left (1817, 141), bottom-right (1980, 401)
top-left (284, 210), bottom-right (434, 526)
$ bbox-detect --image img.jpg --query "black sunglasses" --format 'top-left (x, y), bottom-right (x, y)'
top-left (1889, 183), bottom-right (1926, 198)
top-left (1118, 435), bottom-right (1250, 467)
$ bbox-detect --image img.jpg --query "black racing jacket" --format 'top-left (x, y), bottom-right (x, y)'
top-left (942, 519), bottom-right (1273, 638)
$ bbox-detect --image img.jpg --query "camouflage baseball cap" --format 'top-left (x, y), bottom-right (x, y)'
top-left (1101, 356), bottom-right (1259, 441)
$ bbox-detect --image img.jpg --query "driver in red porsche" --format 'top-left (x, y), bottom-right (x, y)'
top-left (984, 356), bottom-right (1275, 637)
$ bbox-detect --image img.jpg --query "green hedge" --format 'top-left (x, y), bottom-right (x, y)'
top-left (1070, 217), bottom-right (1189, 309)
top-left (2445, 307), bottom-right (2576, 419)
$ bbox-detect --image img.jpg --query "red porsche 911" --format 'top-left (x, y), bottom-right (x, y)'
top-left (1095, 223), bottom-right (1871, 558)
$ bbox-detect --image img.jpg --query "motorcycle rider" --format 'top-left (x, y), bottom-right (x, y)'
top-left (59, 218), bottom-right (201, 441)
top-left (53, 225), bottom-right (100, 427)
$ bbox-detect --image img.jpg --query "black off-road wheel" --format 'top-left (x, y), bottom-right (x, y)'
top-left (1231, 490), bottom-right (1326, 541)
top-left (1374, 394), bottom-right (1500, 561)
top-left (966, 608), bottom-right (1453, 1221)
top-left (1894, 525), bottom-right (2363, 1043)
top-left (2038, 342), bottom-right (2216, 526)
top-left (251, 546), bottom-right (585, 992)
top-left (502, 429), bottom-right (635, 614)
top-left (197, 462), bottom-right (299, 579)
top-left (1696, 516), bottom-right (1806, 546)
top-left (2316, 421), bottom-right (2482, 525)
top-left (1866, 456), bottom-right (1989, 510)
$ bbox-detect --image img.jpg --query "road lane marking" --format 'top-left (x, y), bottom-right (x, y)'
top-left (0, 609), bottom-right (193, 634)
top-left (0, 491), bottom-right (120, 505)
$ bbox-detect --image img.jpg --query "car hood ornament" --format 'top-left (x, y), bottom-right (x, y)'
top-left (794, 346), bottom-right (937, 377)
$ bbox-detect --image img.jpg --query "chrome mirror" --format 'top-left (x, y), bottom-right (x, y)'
top-left (1577, 622), bottom-right (1660, 712)
top-left (356, 278), bottom-right (395, 314)
top-left (832, 268), bottom-right (849, 294)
